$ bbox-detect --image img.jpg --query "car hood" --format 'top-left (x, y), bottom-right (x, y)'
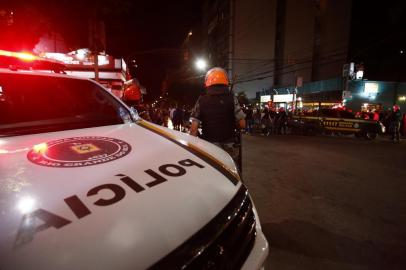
top-left (0, 122), bottom-right (241, 270)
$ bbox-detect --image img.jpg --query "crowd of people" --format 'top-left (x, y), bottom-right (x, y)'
top-left (136, 104), bottom-right (193, 132)
top-left (133, 101), bottom-right (405, 142)
top-left (242, 105), bottom-right (406, 140)
top-left (243, 106), bottom-right (290, 136)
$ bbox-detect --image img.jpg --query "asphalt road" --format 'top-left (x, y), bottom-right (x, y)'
top-left (242, 134), bottom-right (406, 270)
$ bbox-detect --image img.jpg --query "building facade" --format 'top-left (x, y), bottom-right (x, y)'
top-left (202, 0), bottom-right (352, 99)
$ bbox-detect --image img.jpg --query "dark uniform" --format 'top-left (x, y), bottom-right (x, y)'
top-left (390, 108), bottom-right (402, 141)
top-left (191, 85), bottom-right (245, 160)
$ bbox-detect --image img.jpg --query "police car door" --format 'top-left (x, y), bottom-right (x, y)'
top-left (320, 109), bottom-right (340, 132)
top-left (337, 110), bottom-right (362, 133)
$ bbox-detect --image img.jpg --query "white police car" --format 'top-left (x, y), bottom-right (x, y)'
top-left (0, 51), bottom-right (268, 269)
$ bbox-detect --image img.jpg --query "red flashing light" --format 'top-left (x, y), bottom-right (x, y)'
top-left (0, 49), bottom-right (38, 61)
top-left (0, 49), bottom-right (66, 72)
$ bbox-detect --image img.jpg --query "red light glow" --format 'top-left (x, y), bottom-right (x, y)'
top-left (0, 49), bottom-right (37, 61)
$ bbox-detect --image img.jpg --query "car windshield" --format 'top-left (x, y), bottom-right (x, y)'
top-left (0, 73), bottom-right (131, 137)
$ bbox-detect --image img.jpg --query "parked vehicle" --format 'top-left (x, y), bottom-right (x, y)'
top-left (289, 109), bottom-right (385, 139)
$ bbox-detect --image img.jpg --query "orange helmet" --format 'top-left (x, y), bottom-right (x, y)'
top-left (205, 67), bottom-right (229, 87)
top-left (123, 82), bottom-right (141, 101)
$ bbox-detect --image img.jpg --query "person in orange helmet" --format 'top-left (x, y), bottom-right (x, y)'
top-left (190, 67), bottom-right (245, 164)
top-left (122, 78), bottom-right (142, 107)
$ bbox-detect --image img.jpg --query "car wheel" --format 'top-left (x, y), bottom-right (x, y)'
top-left (355, 132), bottom-right (363, 139)
top-left (363, 130), bottom-right (377, 140)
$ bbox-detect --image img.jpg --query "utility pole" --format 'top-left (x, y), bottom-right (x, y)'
top-left (89, 8), bottom-right (105, 82)
top-left (94, 53), bottom-right (99, 82)
top-left (228, 0), bottom-right (235, 83)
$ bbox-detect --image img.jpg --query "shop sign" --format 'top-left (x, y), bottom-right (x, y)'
top-left (273, 94), bottom-right (293, 103)
top-left (260, 95), bottom-right (271, 102)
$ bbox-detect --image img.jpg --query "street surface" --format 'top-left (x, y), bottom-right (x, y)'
top-left (242, 134), bottom-right (406, 270)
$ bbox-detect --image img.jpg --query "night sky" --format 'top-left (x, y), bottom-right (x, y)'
top-left (1, 0), bottom-right (405, 101)
top-left (350, 0), bottom-right (406, 81)
top-left (104, 1), bottom-right (202, 101)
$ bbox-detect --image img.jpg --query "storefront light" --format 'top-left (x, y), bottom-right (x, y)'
top-left (399, 96), bottom-right (406, 101)
top-left (273, 94), bottom-right (293, 103)
top-left (364, 83), bottom-right (379, 94)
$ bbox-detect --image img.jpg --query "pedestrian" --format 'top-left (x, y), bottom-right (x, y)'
top-left (261, 107), bottom-right (271, 136)
top-left (276, 107), bottom-right (288, 135)
top-left (162, 108), bottom-right (170, 127)
top-left (190, 67), bottom-right (245, 165)
top-left (153, 109), bottom-right (162, 125)
top-left (269, 107), bottom-right (277, 134)
top-left (383, 108), bottom-right (392, 132)
top-left (245, 106), bottom-right (254, 134)
top-left (372, 109), bottom-right (379, 121)
top-left (169, 107), bottom-right (176, 122)
top-left (389, 105), bottom-right (402, 142)
top-left (173, 106), bottom-right (184, 131)
top-left (253, 108), bottom-right (262, 133)
top-left (361, 111), bottom-right (370, 120)
top-left (183, 107), bottom-right (191, 132)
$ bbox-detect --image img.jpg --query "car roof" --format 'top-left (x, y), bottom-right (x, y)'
top-left (0, 68), bottom-right (89, 81)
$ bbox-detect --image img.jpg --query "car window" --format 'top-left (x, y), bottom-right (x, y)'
top-left (338, 110), bottom-right (355, 119)
top-left (320, 109), bottom-right (340, 118)
top-left (0, 73), bottom-right (130, 137)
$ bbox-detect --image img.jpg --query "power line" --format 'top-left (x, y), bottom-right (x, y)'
top-left (233, 57), bottom-right (347, 85)
top-left (233, 51), bottom-right (348, 84)
top-left (234, 47), bottom-right (348, 82)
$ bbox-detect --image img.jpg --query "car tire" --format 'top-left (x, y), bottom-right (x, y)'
top-left (363, 130), bottom-right (377, 140)
top-left (355, 132), bottom-right (363, 139)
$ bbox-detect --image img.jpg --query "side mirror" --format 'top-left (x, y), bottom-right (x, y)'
top-left (130, 107), bottom-right (141, 122)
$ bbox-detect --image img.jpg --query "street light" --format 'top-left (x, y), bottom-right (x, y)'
top-left (195, 58), bottom-right (207, 71)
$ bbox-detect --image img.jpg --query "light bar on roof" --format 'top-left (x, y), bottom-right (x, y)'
top-left (0, 50), bottom-right (38, 61)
